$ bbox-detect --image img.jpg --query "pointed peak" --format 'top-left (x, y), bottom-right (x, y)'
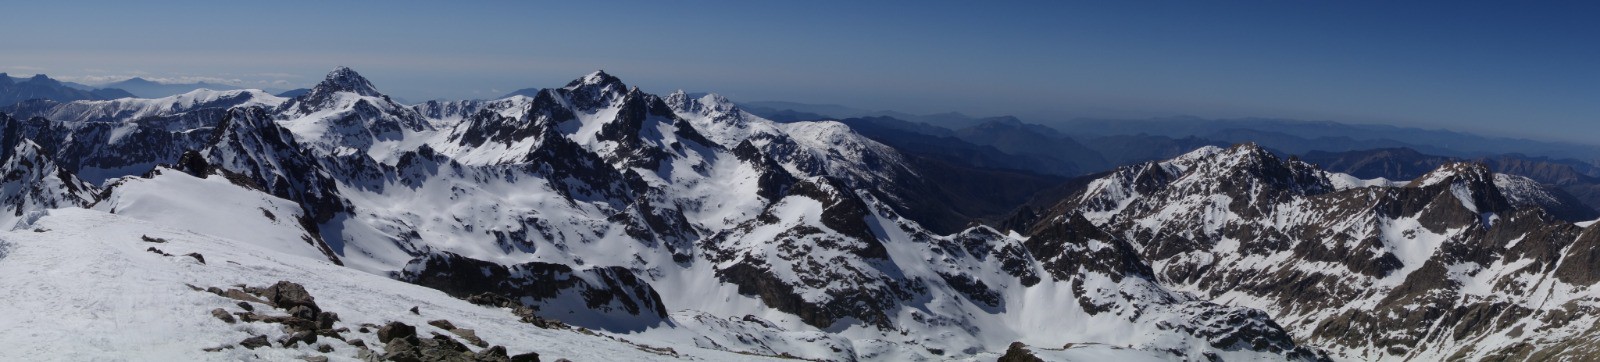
top-left (1411, 161), bottom-right (1494, 188)
top-left (565, 70), bottom-right (626, 90)
top-left (1162, 143), bottom-right (1277, 174)
top-left (1226, 142), bottom-right (1269, 154)
top-left (313, 66), bottom-right (381, 97)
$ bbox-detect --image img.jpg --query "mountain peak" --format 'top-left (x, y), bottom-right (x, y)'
top-left (566, 70), bottom-right (625, 90)
top-left (1411, 161), bottom-right (1494, 188)
top-left (313, 66), bottom-right (381, 97)
top-left (559, 70), bottom-right (629, 110)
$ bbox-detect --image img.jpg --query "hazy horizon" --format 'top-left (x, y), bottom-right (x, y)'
top-left (2, 1), bottom-right (1595, 143)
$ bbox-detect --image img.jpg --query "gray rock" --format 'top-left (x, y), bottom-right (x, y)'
top-left (263, 281), bottom-right (320, 314)
top-left (317, 311), bottom-right (340, 330)
top-left (449, 328), bottom-right (487, 348)
top-left (377, 321), bottom-right (417, 344)
top-left (210, 308), bottom-right (235, 324)
top-left (239, 335), bottom-right (270, 349)
top-left (475, 346), bottom-right (509, 362)
top-left (427, 319), bottom-right (456, 330)
top-left (281, 330), bottom-right (317, 347)
top-left (224, 289), bottom-right (268, 304)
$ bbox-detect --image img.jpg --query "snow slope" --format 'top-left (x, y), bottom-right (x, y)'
top-left (0, 208), bottom-right (783, 362)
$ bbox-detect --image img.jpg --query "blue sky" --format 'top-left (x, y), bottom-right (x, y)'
top-left (1, 1), bottom-right (1596, 142)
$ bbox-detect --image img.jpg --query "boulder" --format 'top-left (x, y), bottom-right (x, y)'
top-left (210, 308), bottom-right (235, 324)
top-left (449, 328), bottom-right (487, 348)
top-left (263, 281), bottom-right (320, 314)
top-left (239, 335), bottom-right (270, 349)
top-left (378, 321), bottom-right (417, 344)
top-left (427, 319), bottom-right (457, 330)
top-left (224, 289), bottom-right (268, 304)
top-left (317, 311), bottom-right (340, 329)
top-left (289, 305), bottom-right (317, 320)
top-left (281, 330), bottom-right (317, 347)
top-left (475, 346), bottom-right (509, 362)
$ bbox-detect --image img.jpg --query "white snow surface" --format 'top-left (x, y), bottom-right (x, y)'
top-left (0, 208), bottom-right (783, 362)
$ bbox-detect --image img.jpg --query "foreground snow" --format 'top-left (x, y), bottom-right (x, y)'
top-left (0, 208), bottom-right (785, 362)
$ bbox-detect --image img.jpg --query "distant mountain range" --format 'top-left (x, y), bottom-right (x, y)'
top-left (740, 100), bottom-right (1600, 165)
top-left (0, 73), bottom-right (134, 106)
top-left (96, 77), bottom-right (292, 98)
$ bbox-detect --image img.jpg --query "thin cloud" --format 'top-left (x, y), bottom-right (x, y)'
top-left (248, 72), bottom-right (301, 78)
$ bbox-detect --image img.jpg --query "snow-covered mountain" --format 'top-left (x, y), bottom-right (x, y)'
top-left (3, 66), bottom-right (1594, 361)
top-left (1011, 143), bottom-right (1600, 360)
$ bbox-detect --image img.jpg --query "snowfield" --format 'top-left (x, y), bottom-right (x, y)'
top-left (0, 208), bottom-right (782, 362)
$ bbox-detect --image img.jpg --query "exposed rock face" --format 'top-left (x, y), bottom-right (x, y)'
top-left (395, 252), bottom-right (668, 331)
top-left (1015, 143), bottom-right (1600, 360)
top-left (997, 342), bottom-right (1043, 362)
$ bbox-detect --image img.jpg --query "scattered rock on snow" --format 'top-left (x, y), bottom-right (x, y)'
top-left (427, 319), bottom-right (456, 330)
top-left (224, 289), bottom-right (267, 304)
top-left (210, 308), bottom-right (235, 324)
top-left (449, 328), bottom-right (488, 348)
top-left (239, 335), bottom-right (270, 349)
top-left (262, 281), bottom-right (320, 314)
top-left (377, 321), bottom-right (417, 344)
top-left (510, 351), bottom-right (541, 362)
